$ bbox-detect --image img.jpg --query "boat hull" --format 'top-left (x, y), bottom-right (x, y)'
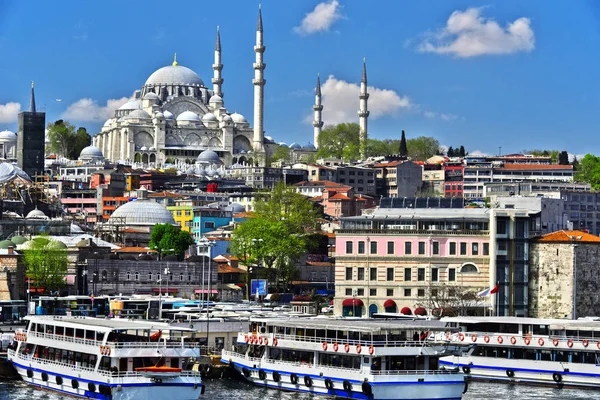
top-left (440, 355), bottom-right (600, 389)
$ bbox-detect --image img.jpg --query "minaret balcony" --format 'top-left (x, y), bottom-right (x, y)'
top-left (253, 78), bottom-right (266, 86)
top-left (212, 78), bottom-right (224, 85)
top-left (359, 93), bottom-right (370, 100)
top-left (313, 121), bottom-right (324, 128)
top-left (358, 110), bottom-right (370, 117)
top-left (253, 62), bottom-right (266, 70)
top-left (254, 45), bottom-right (266, 53)
top-left (212, 64), bottom-right (223, 71)
top-left (313, 105), bottom-right (323, 111)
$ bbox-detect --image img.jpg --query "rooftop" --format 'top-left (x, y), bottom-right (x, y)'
top-left (253, 317), bottom-right (447, 333)
top-left (496, 164), bottom-right (573, 171)
top-left (25, 315), bottom-right (195, 332)
top-left (534, 230), bottom-right (600, 243)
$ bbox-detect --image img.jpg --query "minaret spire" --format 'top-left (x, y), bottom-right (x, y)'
top-left (313, 73), bottom-right (323, 148)
top-left (253, 4), bottom-right (266, 155)
top-left (358, 57), bottom-right (369, 159)
top-left (172, 53), bottom-right (178, 66)
top-left (212, 26), bottom-right (224, 98)
top-left (30, 81), bottom-right (36, 113)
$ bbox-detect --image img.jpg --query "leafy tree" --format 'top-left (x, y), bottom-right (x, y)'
top-left (575, 154), bottom-right (600, 189)
top-left (399, 130), bottom-right (408, 157)
top-left (23, 237), bottom-right (68, 295)
top-left (572, 155), bottom-right (580, 171)
top-left (558, 151), bottom-right (569, 165)
top-left (417, 283), bottom-right (486, 317)
top-left (271, 145), bottom-right (291, 163)
top-left (447, 146), bottom-right (454, 157)
top-left (316, 123), bottom-right (360, 160)
top-left (366, 139), bottom-right (391, 157)
top-left (459, 146), bottom-right (466, 157)
top-left (47, 120), bottom-right (92, 159)
top-left (73, 127), bottom-right (92, 159)
top-left (149, 224), bottom-right (194, 259)
top-left (406, 136), bottom-right (441, 161)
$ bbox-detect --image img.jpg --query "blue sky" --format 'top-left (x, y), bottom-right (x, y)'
top-left (1, 0), bottom-right (600, 156)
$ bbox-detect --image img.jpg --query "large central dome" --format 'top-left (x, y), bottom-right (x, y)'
top-left (145, 64), bottom-right (204, 87)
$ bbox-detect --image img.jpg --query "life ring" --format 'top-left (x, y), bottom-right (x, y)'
top-left (368, 345), bottom-right (375, 355)
top-left (273, 338), bottom-right (278, 346)
top-left (597, 341), bottom-right (600, 349)
top-left (304, 375), bottom-right (313, 387)
top-left (258, 337), bottom-right (263, 345)
top-left (344, 343), bottom-right (350, 353)
top-left (333, 342), bottom-right (339, 352)
top-left (506, 369), bottom-right (515, 378)
top-left (322, 342), bottom-right (328, 351)
top-left (244, 335), bottom-right (249, 343)
top-left (583, 339), bottom-right (589, 347)
top-left (497, 336), bottom-right (504, 344)
top-left (484, 335), bottom-right (490, 343)
top-left (538, 338), bottom-right (544, 346)
top-left (458, 333), bottom-right (465, 342)
top-left (567, 339), bottom-right (574, 348)
top-left (325, 378), bottom-right (334, 390)
top-left (362, 381), bottom-right (372, 396)
top-left (524, 337), bottom-right (530, 345)
top-left (471, 334), bottom-right (477, 343)
top-left (258, 369), bottom-right (266, 380)
top-left (356, 344), bottom-right (362, 354)
top-left (510, 336), bottom-right (517, 345)
top-left (553, 338), bottom-right (559, 346)
top-left (553, 372), bottom-right (562, 383)
top-left (290, 373), bottom-right (298, 385)
top-left (263, 337), bottom-right (269, 346)
top-left (343, 380), bottom-right (352, 392)
top-left (272, 371), bottom-right (281, 382)
top-left (462, 365), bottom-right (471, 374)
top-left (105, 346), bottom-right (111, 356)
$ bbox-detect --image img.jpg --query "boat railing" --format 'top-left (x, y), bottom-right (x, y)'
top-left (449, 330), bottom-right (600, 345)
top-left (371, 369), bottom-right (460, 376)
top-left (254, 333), bottom-right (429, 348)
top-left (26, 331), bottom-right (200, 350)
top-left (27, 331), bottom-right (102, 347)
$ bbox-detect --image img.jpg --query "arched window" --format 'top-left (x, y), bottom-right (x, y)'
top-left (126, 272), bottom-right (131, 281)
top-left (148, 272), bottom-right (152, 282)
top-left (135, 272), bottom-right (139, 281)
top-left (101, 270), bottom-right (108, 281)
top-left (460, 263), bottom-right (479, 273)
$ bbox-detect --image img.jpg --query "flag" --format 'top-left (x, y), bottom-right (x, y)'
top-left (477, 288), bottom-right (490, 297)
top-left (478, 283), bottom-right (499, 297)
top-left (490, 283), bottom-right (499, 294)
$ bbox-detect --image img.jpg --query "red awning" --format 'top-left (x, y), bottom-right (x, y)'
top-left (414, 307), bottom-right (427, 316)
top-left (342, 298), bottom-right (363, 307)
top-left (383, 299), bottom-right (396, 308)
top-left (400, 307), bottom-right (412, 315)
top-left (151, 288), bottom-right (179, 294)
top-left (195, 289), bottom-right (218, 294)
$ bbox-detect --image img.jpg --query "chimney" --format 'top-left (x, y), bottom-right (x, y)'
top-left (7, 246), bottom-right (14, 255)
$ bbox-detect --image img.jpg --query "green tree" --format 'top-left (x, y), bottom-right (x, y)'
top-left (447, 146), bottom-right (454, 157)
top-left (47, 120), bottom-right (92, 159)
top-left (558, 151), bottom-right (569, 165)
top-left (316, 123), bottom-right (360, 160)
top-left (399, 130), bottom-right (408, 157)
top-left (575, 154), bottom-right (600, 189)
top-left (406, 136), bottom-right (441, 161)
top-left (149, 224), bottom-right (195, 259)
top-left (72, 127), bottom-right (92, 159)
top-left (459, 146), bottom-right (466, 157)
top-left (572, 155), bottom-right (580, 171)
top-left (271, 145), bottom-right (291, 163)
top-left (23, 237), bottom-right (68, 295)
top-left (367, 139), bottom-right (391, 157)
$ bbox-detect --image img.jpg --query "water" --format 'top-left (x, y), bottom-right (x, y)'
top-left (0, 379), bottom-right (596, 400)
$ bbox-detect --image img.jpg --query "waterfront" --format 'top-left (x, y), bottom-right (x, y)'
top-left (0, 378), bottom-right (596, 400)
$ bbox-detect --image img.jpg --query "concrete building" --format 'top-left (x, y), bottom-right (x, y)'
top-left (17, 83), bottom-right (45, 179)
top-left (529, 230), bottom-right (600, 319)
top-left (373, 160), bottom-right (423, 198)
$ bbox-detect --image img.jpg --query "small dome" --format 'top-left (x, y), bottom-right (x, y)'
top-left (118, 99), bottom-right (142, 110)
top-left (145, 65), bottom-right (204, 87)
top-left (109, 200), bottom-right (176, 226)
top-left (209, 95), bottom-right (223, 104)
top-left (26, 207), bottom-right (48, 219)
top-left (202, 113), bottom-right (217, 122)
top-left (10, 235), bottom-right (27, 245)
top-left (290, 142), bottom-right (301, 150)
top-left (177, 111), bottom-right (201, 122)
top-left (163, 110), bottom-right (175, 120)
top-left (140, 146), bottom-right (148, 151)
top-left (222, 115), bottom-right (232, 122)
top-left (154, 111), bottom-right (164, 119)
top-left (231, 113), bottom-right (248, 124)
top-left (224, 203), bottom-right (245, 213)
top-left (143, 92), bottom-right (159, 100)
top-left (197, 150), bottom-right (222, 165)
top-left (70, 224), bottom-right (84, 234)
top-left (303, 142), bottom-right (316, 150)
top-left (0, 130), bottom-right (17, 142)
top-left (0, 240), bottom-right (13, 249)
top-left (79, 145), bottom-right (104, 161)
top-left (48, 240), bottom-right (67, 250)
top-left (149, 146), bottom-right (156, 151)
top-left (278, 142), bottom-right (288, 147)
top-left (125, 109), bottom-right (151, 119)
top-left (103, 119), bottom-right (113, 127)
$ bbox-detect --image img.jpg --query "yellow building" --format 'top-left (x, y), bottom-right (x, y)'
top-left (167, 205), bottom-right (193, 232)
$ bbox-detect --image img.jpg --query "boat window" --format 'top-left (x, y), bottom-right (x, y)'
top-left (65, 327), bottom-right (74, 337)
top-left (171, 358), bottom-right (179, 368)
top-left (555, 351), bottom-right (568, 362)
top-left (55, 326), bottom-right (64, 335)
top-left (512, 348), bottom-right (523, 359)
top-left (572, 352), bottom-right (582, 363)
top-left (583, 352), bottom-right (598, 364)
top-left (85, 330), bottom-right (95, 340)
top-left (531, 325), bottom-right (549, 335)
top-left (76, 329), bottom-right (84, 339)
top-left (318, 353), bottom-right (361, 369)
top-left (523, 349), bottom-right (536, 360)
top-left (540, 350), bottom-right (552, 361)
top-left (100, 356), bottom-right (111, 371)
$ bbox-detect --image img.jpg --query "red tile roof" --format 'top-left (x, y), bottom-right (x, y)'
top-left (372, 161), bottom-right (403, 168)
top-left (329, 193), bottom-right (352, 201)
top-left (535, 230), bottom-right (600, 243)
top-left (234, 211), bottom-right (255, 218)
top-left (218, 264), bottom-right (245, 274)
top-left (296, 180), bottom-right (349, 188)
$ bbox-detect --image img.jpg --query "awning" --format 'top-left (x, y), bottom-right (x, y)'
top-left (383, 299), bottom-right (396, 308)
top-left (342, 298), bottom-right (363, 307)
top-left (400, 307), bottom-right (412, 315)
top-left (225, 284), bottom-right (242, 291)
top-left (195, 289), bottom-right (218, 294)
top-left (414, 307), bottom-right (427, 316)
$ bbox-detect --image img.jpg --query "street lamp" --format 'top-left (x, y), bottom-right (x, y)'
top-left (198, 238), bottom-right (216, 349)
top-left (251, 238), bottom-right (264, 302)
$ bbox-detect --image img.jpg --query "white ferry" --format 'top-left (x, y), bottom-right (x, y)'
top-left (221, 318), bottom-right (466, 400)
top-left (439, 316), bottom-right (600, 388)
top-left (7, 315), bottom-right (204, 399)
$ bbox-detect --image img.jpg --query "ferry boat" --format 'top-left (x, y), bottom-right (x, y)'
top-left (221, 317), bottom-right (466, 399)
top-left (439, 316), bottom-right (600, 388)
top-left (7, 315), bottom-right (204, 399)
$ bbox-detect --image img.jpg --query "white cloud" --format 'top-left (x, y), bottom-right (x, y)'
top-left (294, 0), bottom-right (342, 36)
top-left (61, 97), bottom-right (129, 122)
top-left (418, 7), bottom-right (534, 57)
top-left (0, 102), bottom-right (21, 123)
top-left (424, 111), bottom-right (458, 121)
top-left (308, 75), bottom-right (410, 125)
top-left (469, 150), bottom-right (489, 157)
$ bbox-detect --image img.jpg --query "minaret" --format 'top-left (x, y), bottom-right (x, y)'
top-left (30, 81), bottom-right (36, 112)
top-left (253, 4), bottom-right (266, 153)
top-left (212, 26), bottom-right (224, 98)
top-left (312, 74), bottom-right (323, 148)
top-left (358, 58), bottom-right (369, 159)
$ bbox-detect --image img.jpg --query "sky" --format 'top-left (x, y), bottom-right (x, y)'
top-left (1, 0), bottom-right (600, 156)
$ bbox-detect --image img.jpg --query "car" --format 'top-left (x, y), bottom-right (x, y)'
top-left (321, 305), bottom-right (334, 313)
top-left (273, 305), bottom-right (292, 312)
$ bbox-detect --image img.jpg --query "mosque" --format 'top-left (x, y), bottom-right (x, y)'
top-left (92, 7), bottom-right (277, 167)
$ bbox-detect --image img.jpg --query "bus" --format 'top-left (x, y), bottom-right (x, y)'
top-left (32, 296), bottom-right (110, 317)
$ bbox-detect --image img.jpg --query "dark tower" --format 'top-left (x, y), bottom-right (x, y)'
top-left (17, 82), bottom-right (45, 179)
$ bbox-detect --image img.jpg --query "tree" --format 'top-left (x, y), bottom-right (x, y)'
top-left (271, 145), bottom-right (291, 163)
top-left (406, 136), bottom-right (441, 161)
top-left (399, 130), bottom-right (408, 157)
top-left (367, 139), bottom-right (391, 157)
top-left (316, 123), bottom-right (360, 160)
top-left (558, 151), bottom-right (569, 165)
top-left (47, 120), bottom-right (92, 159)
top-left (447, 146), bottom-right (454, 157)
top-left (572, 155), bottom-right (580, 171)
top-left (22, 237), bottom-right (68, 295)
top-left (575, 154), bottom-right (600, 189)
top-left (149, 224), bottom-right (195, 259)
top-left (417, 283), bottom-right (486, 317)
top-left (73, 127), bottom-right (92, 159)
top-left (459, 145), bottom-right (466, 157)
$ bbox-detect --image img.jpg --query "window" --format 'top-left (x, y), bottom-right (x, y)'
top-left (483, 243), bottom-right (489, 256)
top-left (432, 268), bottom-right (439, 282)
top-left (370, 267), bottom-right (377, 281)
top-left (357, 289), bottom-right (364, 296)
top-left (358, 241), bottom-right (365, 254)
top-left (404, 267), bottom-right (411, 281)
top-left (176, 211), bottom-right (182, 216)
top-left (449, 242), bottom-right (456, 255)
top-left (460, 242), bottom-right (467, 255)
top-left (448, 268), bottom-right (456, 282)
top-left (386, 268), bottom-right (394, 281)
top-left (204, 221), bottom-right (215, 229)
top-left (345, 267), bottom-right (352, 280)
top-left (387, 241), bottom-right (395, 254)
top-left (417, 289), bottom-right (425, 297)
top-left (417, 268), bottom-right (425, 281)
top-left (357, 267), bottom-right (365, 281)
top-left (126, 272), bottom-right (130, 281)
top-left (405, 242), bottom-right (412, 255)
top-left (345, 288), bottom-right (352, 295)
top-left (432, 241), bottom-right (439, 255)
top-left (135, 272), bottom-right (139, 281)
top-left (404, 288), bottom-right (412, 297)
top-left (497, 220), bottom-right (507, 234)
top-left (460, 264), bottom-right (478, 273)
top-left (148, 272), bottom-right (153, 281)
top-left (370, 241), bottom-right (377, 254)
top-left (180, 273), bottom-right (184, 281)
top-left (431, 289), bottom-right (438, 297)
top-left (386, 288), bottom-right (394, 297)
top-left (370, 288), bottom-right (377, 296)
top-left (418, 241), bottom-right (426, 255)
top-left (346, 241), bottom-right (353, 254)
top-left (472, 243), bottom-right (479, 255)
top-left (188, 274), bottom-right (192, 281)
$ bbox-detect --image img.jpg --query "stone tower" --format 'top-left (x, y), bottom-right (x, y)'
top-left (253, 5), bottom-right (266, 153)
top-left (313, 74), bottom-right (323, 148)
top-left (212, 26), bottom-right (224, 98)
top-left (358, 58), bottom-right (370, 160)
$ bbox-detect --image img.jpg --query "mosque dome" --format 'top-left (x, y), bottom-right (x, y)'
top-left (202, 113), bottom-right (218, 122)
top-left (290, 142), bottom-right (301, 150)
top-left (303, 142), bottom-right (316, 150)
top-left (231, 113), bottom-right (248, 124)
top-left (0, 130), bottom-right (17, 142)
top-left (118, 99), bottom-right (142, 110)
top-left (163, 110), bottom-right (174, 120)
top-left (209, 95), bottom-right (223, 104)
top-left (109, 199), bottom-right (175, 226)
top-left (278, 142), bottom-right (288, 147)
top-left (48, 240), bottom-right (67, 250)
top-left (222, 115), bottom-right (232, 122)
top-left (177, 111), bottom-right (201, 122)
top-left (26, 207), bottom-right (48, 220)
top-left (145, 65), bottom-right (204, 87)
top-left (0, 240), bottom-right (13, 249)
top-left (79, 145), bottom-right (104, 161)
top-left (197, 150), bottom-right (222, 165)
top-left (143, 92), bottom-right (159, 100)
top-left (125, 109), bottom-right (151, 119)
top-left (103, 119), bottom-right (113, 127)
top-left (10, 235), bottom-right (27, 245)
